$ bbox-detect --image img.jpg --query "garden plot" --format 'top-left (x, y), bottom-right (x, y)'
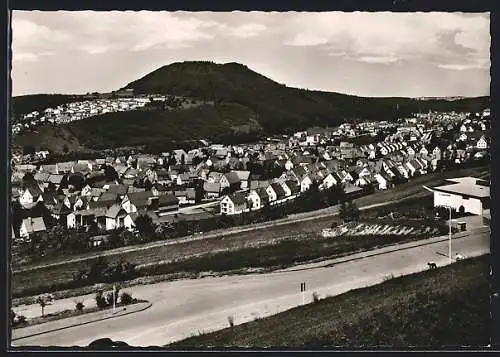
top-left (322, 222), bottom-right (441, 238)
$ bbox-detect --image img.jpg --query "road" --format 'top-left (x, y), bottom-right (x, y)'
top-left (12, 227), bottom-right (489, 347)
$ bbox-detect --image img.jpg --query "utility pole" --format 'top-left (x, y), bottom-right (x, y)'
top-left (449, 205), bottom-right (452, 264)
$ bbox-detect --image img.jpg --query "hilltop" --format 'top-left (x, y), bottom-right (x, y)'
top-left (12, 61), bottom-right (489, 153)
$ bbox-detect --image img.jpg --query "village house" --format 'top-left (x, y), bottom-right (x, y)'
top-left (19, 186), bottom-right (44, 207)
top-left (105, 204), bottom-right (128, 231)
top-left (266, 182), bottom-right (287, 205)
top-left (19, 217), bottom-right (47, 240)
top-left (220, 172), bottom-right (242, 192)
top-left (220, 192), bottom-right (248, 215)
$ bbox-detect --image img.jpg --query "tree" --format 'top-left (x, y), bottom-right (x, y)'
top-left (63, 144), bottom-right (69, 154)
top-left (88, 256), bottom-right (110, 283)
top-left (23, 145), bottom-right (36, 155)
top-left (36, 296), bottom-right (47, 317)
top-left (135, 214), bottom-right (155, 236)
top-left (103, 165), bottom-right (119, 182)
top-left (340, 201), bottom-right (359, 223)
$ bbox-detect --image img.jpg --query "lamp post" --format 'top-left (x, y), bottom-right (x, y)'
top-left (422, 186), bottom-right (453, 263)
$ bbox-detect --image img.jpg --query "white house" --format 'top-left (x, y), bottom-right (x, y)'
top-left (19, 187), bottom-right (43, 206)
top-left (105, 204), bottom-right (128, 230)
top-left (300, 175), bottom-right (314, 192)
top-left (374, 173), bottom-right (388, 190)
top-left (19, 217), bottom-right (47, 239)
top-left (477, 136), bottom-right (488, 150)
top-left (320, 173), bottom-right (338, 191)
top-left (220, 193), bottom-right (248, 215)
top-left (432, 177), bottom-right (490, 216)
top-left (247, 189), bottom-right (264, 210)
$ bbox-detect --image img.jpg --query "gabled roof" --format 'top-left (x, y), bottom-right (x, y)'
top-left (284, 180), bottom-right (300, 194)
top-left (21, 217), bottom-right (46, 234)
top-left (106, 204), bottom-right (126, 218)
top-left (98, 191), bottom-right (119, 203)
top-left (228, 192), bottom-right (248, 205)
top-left (158, 193), bottom-right (179, 206)
top-left (224, 172), bottom-right (241, 185)
top-left (107, 184), bottom-right (129, 196)
top-left (34, 172), bottom-right (51, 183)
top-left (253, 187), bottom-right (269, 200)
top-left (203, 181), bottom-right (221, 193)
top-left (270, 182), bottom-right (286, 198)
top-left (232, 170), bottom-right (251, 181)
top-left (127, 191), bottom-right (154, 208)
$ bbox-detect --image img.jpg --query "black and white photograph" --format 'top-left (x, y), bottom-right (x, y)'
top-left (9, 10), bottom-right (491, 349)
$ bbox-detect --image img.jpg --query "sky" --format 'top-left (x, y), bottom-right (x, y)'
top-left (11, 11), bottom-right (491, 98)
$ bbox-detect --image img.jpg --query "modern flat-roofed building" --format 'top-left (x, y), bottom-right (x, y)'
top-left (432, 177), bottom-right (489, 216)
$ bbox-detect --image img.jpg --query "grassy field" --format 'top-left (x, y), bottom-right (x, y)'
top-left (11, 166), bottom-right (488, 300)
top-left (170, 255), bottom-right (490, 348)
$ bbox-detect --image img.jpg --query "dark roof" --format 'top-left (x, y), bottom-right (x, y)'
top-left (158, 194), bottom-right (179, 206)
top-left (127, 190), bottom-right (154, 208)
top-left (98, 191), bottom-right (118, 203)
top-left (284, 180), bottom-right (300, 194)
top-left (224, 172), bottom-right (241, 185)
top-left (255, 187), bottom-right (269, 199)
top-left (203, 182), bottom-right (220, 193)
top-left (270, 183), bottom-right (286, 198)
top-left (229, 192), bottom-right (248, 205)
top-left (106, 204), bottom-right (126, 218)
top-left (107, 184), bottom-right (129, 196)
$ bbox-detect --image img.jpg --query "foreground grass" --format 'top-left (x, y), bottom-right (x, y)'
top-left (170, 255), bottom-right (490, 348)
top-left (14, 226), bottom-right (440, 301)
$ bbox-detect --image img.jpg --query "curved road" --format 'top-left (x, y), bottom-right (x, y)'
top-left (12, 228), bottom-right (489, 347)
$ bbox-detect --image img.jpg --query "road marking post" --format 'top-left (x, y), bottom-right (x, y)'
top-left (113, 284), bottom-right (116, 314)
top-left (300, 282), bottom-right (306, 305)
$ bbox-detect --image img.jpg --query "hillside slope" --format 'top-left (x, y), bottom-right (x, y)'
top-left (124, 61), bottom-right (489, 133)
top-left (12, 62), bottom-right (489, 153)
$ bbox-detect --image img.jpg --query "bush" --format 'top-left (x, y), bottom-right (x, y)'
top-left (17, 314), bottom-right (27, 324)
top-left (75, 301), bottom-right (85, 312)
top-left (120, 292), bottom-right (133, 305)
top-left (312, 292), bottom-right (320, 303)
top-left (95, 291), bottom-right (108, 309)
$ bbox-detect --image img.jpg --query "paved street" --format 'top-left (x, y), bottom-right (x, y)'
top-left (12, 228), bottom-right (489, 347)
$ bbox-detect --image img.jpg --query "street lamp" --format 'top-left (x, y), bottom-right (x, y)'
top-left (422, 186), bottom-right (453, 264)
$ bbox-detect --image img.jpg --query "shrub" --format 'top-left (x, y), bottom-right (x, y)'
top-left (95, 291), bottom-right (108, 309)
top-left (227, 315), bottom-right (234, 327)
top-left (312, 292), bottom-right (320, 303)
top-left (17, 314), bottom-right (27, 324)
top-left (75, 301), bottom-right (85, 312)
top-left (120, 292), bottom-right (133, 305)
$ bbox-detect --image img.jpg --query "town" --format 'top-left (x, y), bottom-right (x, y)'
top-left (10, 101), bottom-right (490, 264)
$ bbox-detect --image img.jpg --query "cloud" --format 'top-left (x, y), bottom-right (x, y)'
top-left (283, 12), bottom-right (490, 69)
top-left (12, 11), bottom-right (227, 56)
top-left (11, 16), bottom-right (69, 61)
top-left (228, 23), bottom-right (267, 38)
